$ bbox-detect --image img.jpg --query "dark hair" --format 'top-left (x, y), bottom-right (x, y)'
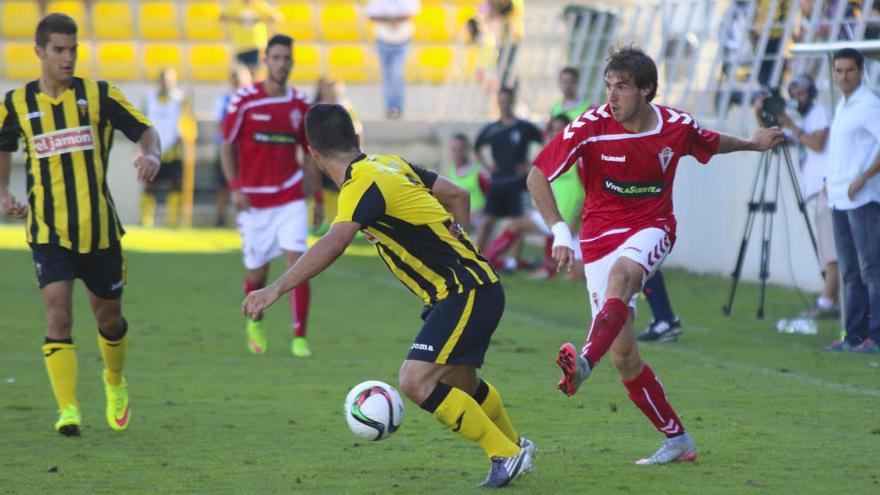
top-left (832, 47), bottom-right (864, 71)
top-left (266, 34), bottom-right (293, 55)
top-left (550, 114), bottom-right (572, 127)
top-left (559, 66), bottom-right (580, 81)
top-left (604, 45), bottom-right (658, 102)
top-left (36, 13), bottom-right (77, 47)
top-left (498, 85), bottom-right (516, 98)
top-left (451, 133), bottom-right (470, 145)
top-left (305, 103), bottom-right (358, 156)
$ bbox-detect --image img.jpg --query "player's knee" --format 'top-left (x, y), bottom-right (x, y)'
top-left (398, 368), bottom-right (434, 405)
top-left (46, 306), bottom-right (73, 337)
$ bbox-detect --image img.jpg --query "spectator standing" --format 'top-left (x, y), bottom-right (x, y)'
top-left (220, 0), bottom-right (283, 80)
top-left (823, 48), bottom-right (880, 353)
top-left (473, 86), bottom-right (543, 250)
top-left (366, 0), bottom-right (420, 119)
top-left (141, 68), bottom-right (190, 228)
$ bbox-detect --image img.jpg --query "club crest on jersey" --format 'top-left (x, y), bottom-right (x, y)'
top-left (290, 108), bottom-right (302, 129)
top-left (658, 147), bottom-right (674, 172)
top-left (76, 99), bottom-right (88, 118)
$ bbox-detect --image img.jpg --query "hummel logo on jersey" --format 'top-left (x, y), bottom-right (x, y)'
top-left (411, 343), bottom-right (434, 352)
top-left (601, 154), bottom-right (626, 163)
top-left (250, 113), bottom-right (271, 121)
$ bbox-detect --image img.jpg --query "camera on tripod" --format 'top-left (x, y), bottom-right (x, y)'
top-left (759, 87), bottom-right (787, 128)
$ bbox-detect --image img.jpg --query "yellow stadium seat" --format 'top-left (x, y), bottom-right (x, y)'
top-left (96, 43), bottom-right (138, 81)
top-left (409, 46), bottom-right (453, 84)
top-left (2, 1), bottom-right (41, 39)
top-left (46, 1), bottom-right (89, 37)
top-left (4, 43), bottom-right (41, 80)
top-left (143, 44), bottom-right (183, 81)
top-left (76, 41), bottom-right (93, 78)
top-left (278, 4), bottom-right (318, 42)
top-left (454, 6), bottom-right (479, 33)
top-left (326, 44), bottom-right (373, 83)
top-left (184, 2), bottom-right (224, 41)
top-left (413, 6), bottom-right (452, 43)
top-left (450, 0), bottom-right (482, 5)
top-left (320, 5), bottom-right (363, 42)
top-left (291, 43), bottom-right (323, 84)
top-left (93, 1), bottom-right (134, 40)
top-left (140, 1), bottom-right (181, 41)
top-left (189, 44), bottom-right (231, 83)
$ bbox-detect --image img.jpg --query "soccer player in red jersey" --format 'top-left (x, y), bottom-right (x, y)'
top-left (528, 46), bottom-right (784, 464)
top-left (221, 34), bottom-right (323, 357)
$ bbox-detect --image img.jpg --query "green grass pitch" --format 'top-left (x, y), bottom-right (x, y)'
top-left (1, 246), bottom-right (878, 494)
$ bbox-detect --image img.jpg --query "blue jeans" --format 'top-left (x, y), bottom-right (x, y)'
top-left (831, 202), bottom-right (880, 344)
top-left (376, 40), bottom-right (409, 113)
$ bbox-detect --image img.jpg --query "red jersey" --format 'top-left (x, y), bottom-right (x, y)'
top-left (223, 82), bottom-right (311, 208)
top-left (534, 103), bottom-right (720, 263)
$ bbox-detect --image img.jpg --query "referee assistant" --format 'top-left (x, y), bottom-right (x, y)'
top-left (0, 14), bottom-right (160, 436)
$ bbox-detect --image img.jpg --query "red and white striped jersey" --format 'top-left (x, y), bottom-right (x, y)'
top-left (222, 82), bottom-right (312, 208)
top-left (534, 103), bottom-right (720, 263)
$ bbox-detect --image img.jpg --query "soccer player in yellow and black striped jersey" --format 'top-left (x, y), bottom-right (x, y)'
top-left (0, 14), bottom-right (161, 437)
top-left (242, 103), bottom-right (534, 488)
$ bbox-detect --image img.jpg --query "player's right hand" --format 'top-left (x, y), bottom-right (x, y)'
top-left (242, 286), bottom-right (281, 321)
top-left (1, 191), bottom-right (28, 218)
top-left (231, 190), bottom-right (250, 211)
top-left (553, 246), bottom-right (574, 273)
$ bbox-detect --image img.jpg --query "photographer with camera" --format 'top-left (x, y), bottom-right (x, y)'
top-left (758, 75), bottom-right (840, 320)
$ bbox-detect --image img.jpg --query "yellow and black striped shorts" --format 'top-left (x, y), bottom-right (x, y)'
top-left (407, 282), bottom-right (504, 367)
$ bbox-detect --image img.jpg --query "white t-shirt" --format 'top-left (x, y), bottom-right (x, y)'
top-left (366, 0), bottom-right (420, 44)
top-left (827, 84), bottom-right (880, 210)
top-left (786, 103), bottom-right (830, 199)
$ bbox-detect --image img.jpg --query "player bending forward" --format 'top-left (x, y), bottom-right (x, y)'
top-left (243, 104), bottom-right (534, 488)
top-left (528, 46), bottom-right (783, 464)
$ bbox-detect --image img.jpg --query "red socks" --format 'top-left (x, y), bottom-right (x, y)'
top-left (483, 228), bottom-right (517, 265)
top-left (290, 282), bottom-right (310, 337)
top-left (623, 363), bottom-right (685, 437)
top-left (244, 279), bottom-right (261, 295)
top-left (583, 297), bottom-right (629, 367)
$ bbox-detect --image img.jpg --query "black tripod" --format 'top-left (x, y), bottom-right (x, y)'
top-left (722, 141), bottom-right (819, 318)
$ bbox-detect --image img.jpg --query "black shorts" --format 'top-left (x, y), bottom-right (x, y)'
top-left (31, 243), bottom-right (126, 300)
top-left (484, 177), bottom-right (526, 218)
top-left (407, 282), bottom-right (505, 367)
top-left (152, 159), bottom-right (183, 187)
top-left (236, 49), bottom-right (260, 68)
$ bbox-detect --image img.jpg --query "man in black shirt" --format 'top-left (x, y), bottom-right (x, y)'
top-left (474, 87), bottom-right (543, 250)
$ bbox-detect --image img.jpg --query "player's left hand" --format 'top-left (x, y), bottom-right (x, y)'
top-left (242, 286), bottom-right (281, 321)
top-left (848, 176), bottom-right (867, 200)
top-left (135, 155), bottom-right (161, 182)
top-left (312, 203), bottom-right (324, 231)
top-left (750, 127), bottom-right (785, 151)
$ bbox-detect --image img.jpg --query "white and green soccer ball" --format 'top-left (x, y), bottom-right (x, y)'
top-left (344, 380), bottom-right (404, 441)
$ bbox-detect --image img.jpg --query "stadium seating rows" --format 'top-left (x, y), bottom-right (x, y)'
top-left (0, 0), bottom-right (481, 83)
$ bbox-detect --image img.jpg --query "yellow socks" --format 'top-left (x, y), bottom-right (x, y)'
top-left (98, 320), bottom-right (128, 386)
top-left (140, 193), bottom-right (157, 227)
top-left (473, 380), bottom-right (519, 444)
top-left (42, 341), bottom-right (78, 410)
top-left (166, 191), bottom-right (181, 228)
top-left (421, 383), bottom-right (520, 459)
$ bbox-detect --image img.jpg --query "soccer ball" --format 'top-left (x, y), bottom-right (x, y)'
top-left (344, 380), bottom-right (404, 441)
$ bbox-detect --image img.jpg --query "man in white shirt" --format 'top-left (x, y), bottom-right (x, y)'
top-left (366, 0), bottom-right (420, 119)
top-left (774, 74), bottom-right (839, 319)
top-left (823, 48), bottom-right (880, 353)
